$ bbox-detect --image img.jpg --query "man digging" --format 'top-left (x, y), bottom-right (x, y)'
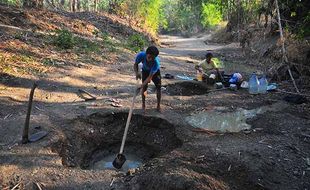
top-left (134, 46), bottom-right (161, 113)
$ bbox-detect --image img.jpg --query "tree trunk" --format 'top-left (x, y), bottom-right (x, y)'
top-left (72, 0), bottom-right (76, 12)
top-left (93, 0), bottom-right (97, 12)
top-left (60, 0), bottom-right (65, 8)
top-left (77, 0), bottom-right (80, 11)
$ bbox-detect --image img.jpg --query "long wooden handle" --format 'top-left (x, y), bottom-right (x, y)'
top-left (22, 82), bottom-right (38, 144)
top-left (119, 80), bottom-right (140, 154)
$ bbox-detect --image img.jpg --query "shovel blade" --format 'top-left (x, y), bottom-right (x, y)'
top-left (112, 153), bottom-right (126, 169)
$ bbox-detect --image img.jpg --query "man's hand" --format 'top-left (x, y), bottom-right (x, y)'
top-left (136, 73), bottom-right (142, 80)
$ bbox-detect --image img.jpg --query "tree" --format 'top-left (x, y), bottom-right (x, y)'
top-left (77, 0), bottom-right (81, 11)
top-left (71, 0), bottom-right (76, 12)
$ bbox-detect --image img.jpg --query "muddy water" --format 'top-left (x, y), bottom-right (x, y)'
top-left (92, 154), bottom-right (143, 172)
top-left (186, 102), bottom-right (288, 132)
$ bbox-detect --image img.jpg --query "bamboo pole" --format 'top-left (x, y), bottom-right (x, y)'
top-left (274, 0), bottom-right (300, 94)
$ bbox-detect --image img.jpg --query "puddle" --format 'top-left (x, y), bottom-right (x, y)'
top-left (87, 143), bottom-right (153, 171)
top-left (92, 154), bottom-right (143, 171)
top-left (186, 102), bottom-right (288, 132)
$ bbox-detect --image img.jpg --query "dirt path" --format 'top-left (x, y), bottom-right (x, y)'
top-left (1, 34), bottom-right (310, 190)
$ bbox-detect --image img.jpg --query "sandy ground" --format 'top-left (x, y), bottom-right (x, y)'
top-left (1, 34), bottom-right (310, 190)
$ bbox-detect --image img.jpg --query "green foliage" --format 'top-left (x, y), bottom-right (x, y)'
top-left (116, 0), bottom-right (164, 34)
top-left (296, 11), bottom-right (310, 38)
top-left (160, 0), bottom-right (204, 34)
top-left (101, 31), bottom-right (113, 45)
top-left (100, 32), bottom-right (117, 52)
top-left (142, 0), bottom-right (163, 34)
top-left (74, 36), bottom-right (100, 53)
top-left (127, 34), bottom-right (146, 52)
top-left (0, 0), bottom-right (22, 6)
top-left (92, 29), bottom-right (100, 37)
top-left (54, 29), bottom-right (74, 49)
top-left (201, 3), bottom-right (222, 28)
top-left (13, 32), bottom-right (25, 40)
top-left (52, 29), bottom-right (101, 52)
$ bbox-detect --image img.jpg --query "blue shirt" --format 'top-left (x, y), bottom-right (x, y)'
top-left (135, 52), bottom-right (160, 74)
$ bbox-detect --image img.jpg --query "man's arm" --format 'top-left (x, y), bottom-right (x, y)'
top-left (195, 60), bottom-right (204, 71)
top-left (142, 73), bottom-right (153, 87)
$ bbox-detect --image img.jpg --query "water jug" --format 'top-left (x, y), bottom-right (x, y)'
top-left (249, 73), bottom-right (259, 94)
top-left (258, 75), bottom-right (268, 94)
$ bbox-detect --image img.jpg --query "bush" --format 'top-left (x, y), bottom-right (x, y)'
top-left (127, 34), bottom-right (146, 52)
top-left (54, 29), bottom-right (74, 49)
top-left (74, 36), bottom-right (100, 53)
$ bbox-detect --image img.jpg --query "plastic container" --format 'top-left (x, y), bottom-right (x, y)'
top-left (248, 72), bottom-right (259, 94)
top-left (258, 75), bottom-right (268, 94)
top-left (241, 81), bottom-right (249, 89)
top-left (229, 73), bottom-right (242, 84)
top-left (197, 71), bottom-right (203, 81)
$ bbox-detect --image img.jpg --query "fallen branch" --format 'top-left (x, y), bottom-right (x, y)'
top-left (110, 178), bottom-right (115, 187)
top-left (0, 24), bottom-right (29, 32)
top-left (77, 89), bottom-right (96, 101)
top-left (34, 182), bottom-right (43, 190)
top-left (10, 182), bottom-right (21, 190)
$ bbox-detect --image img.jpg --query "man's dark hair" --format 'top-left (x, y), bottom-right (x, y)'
top-left (205, 52), bottom-right (213, 58)
top-left (146, 46), bottom-right (159, 57)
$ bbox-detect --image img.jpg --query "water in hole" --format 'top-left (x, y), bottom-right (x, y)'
top-left (186, 102), bottom-right (288, 132)
top-left (92, 154), bottom-right (143, 171)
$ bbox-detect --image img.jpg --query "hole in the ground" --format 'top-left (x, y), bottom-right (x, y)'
top-left (164, 81), bottom-right (209, 96)
top-left (54, 112), bottom-right (182, 171)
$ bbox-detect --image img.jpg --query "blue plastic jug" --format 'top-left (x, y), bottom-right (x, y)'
top-left (258, 75), bottom-right (268, 94)
top-left (249, 73), bottom-right (259, 94)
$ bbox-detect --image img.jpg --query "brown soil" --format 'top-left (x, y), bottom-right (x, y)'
top-left (165, 81), bottom-right (209, 96)
top-left (1, 5), bottom-right (310, 190)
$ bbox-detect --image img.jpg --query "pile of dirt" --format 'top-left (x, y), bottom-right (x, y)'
top-left (165, 81), bottom-right (209, 96)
